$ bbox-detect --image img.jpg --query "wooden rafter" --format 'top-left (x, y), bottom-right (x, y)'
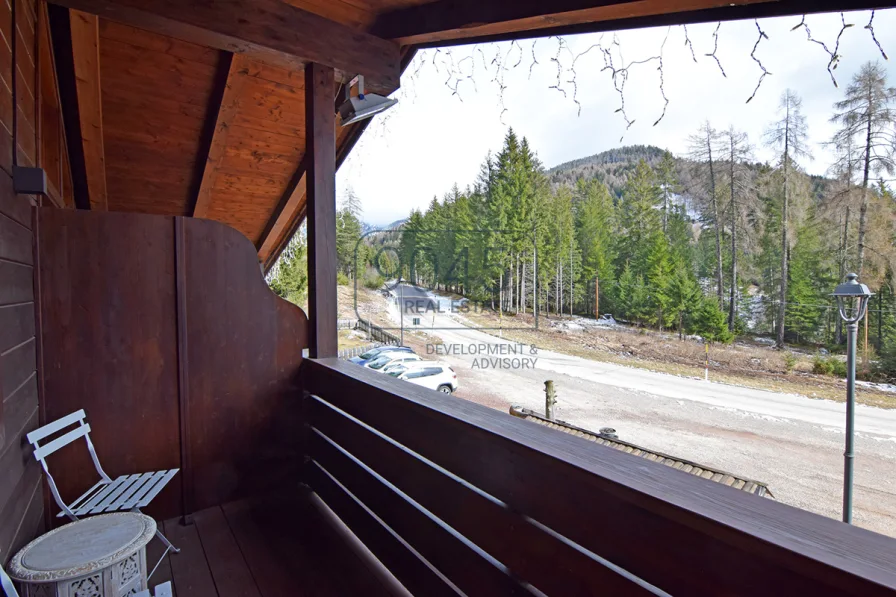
top-left (256, 160), bottom-right (307, 264)
top-left (192, 53), bottom-right (249, 219)
top-left (372, 0), bottom-right (886, 46)
top-left (69, 9), bottom-right (107, 210)
top-left (47, 0), bottom-right (401, 94)
top-left (262, 49), bottom-right (416, 272)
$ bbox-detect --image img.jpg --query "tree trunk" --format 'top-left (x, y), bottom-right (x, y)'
top-left (777, 119), bottom-right (790, 349)
top-left (857, 108), bottom-right (873, 277)
top-left (560, 264), bottom-right (564, 317)
top-left (708, 139), bottom-right (724, 306)
top-left (836, 206), bottom-right (851, 344)
top-left (728, 147), bottom-right (737, 332)
top-left (521, 257), bottom-right (527, 315)
top-left (508, 258), bottom-right (514, 314)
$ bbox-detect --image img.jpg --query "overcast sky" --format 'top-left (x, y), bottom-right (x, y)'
top-left (337, 9), bottom-right (896, 226)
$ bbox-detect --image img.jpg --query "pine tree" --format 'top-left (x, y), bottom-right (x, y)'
top-left (336, 206), bottom-right (363, 278)
top-left (765, 89), bottom-right (810, 348)
top-left (656, 151), bottom-right (679, 235)
top-left (268, 228), bottom-right (308, 307)
top-left (830, 61), bottom-right (896, 276)
top-left (721, 126), bottom-right (755, 331)
top-left (688, 121), bottom-right (725, 306)
top-left (575, 178), bottom-right (616, 310)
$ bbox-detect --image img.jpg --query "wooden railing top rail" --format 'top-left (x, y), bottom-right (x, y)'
top-left (303, 358), bottom-right (896, 596)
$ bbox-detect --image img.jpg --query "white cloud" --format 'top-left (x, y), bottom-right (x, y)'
top-left (338, 10), bottom-right (896, 226)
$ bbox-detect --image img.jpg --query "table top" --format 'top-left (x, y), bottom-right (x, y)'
top-left (8, 513), bottom-right (156, 583)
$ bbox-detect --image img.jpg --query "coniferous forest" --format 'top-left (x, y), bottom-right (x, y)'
top-left (271, 63), bottom-right (896, 378)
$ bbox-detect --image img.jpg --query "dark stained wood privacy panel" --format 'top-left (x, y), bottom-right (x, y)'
top-left (37, 208), bottom-right (183, 518)
top-left (36, 208), bottom-right (307, 521)
top-left (183, 217), bottom-right (307, 511)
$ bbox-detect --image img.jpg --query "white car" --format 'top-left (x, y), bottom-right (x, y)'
top-left (387, 361), bottom-right (458, 394)
top-left (365, 352), bottom-right (422, 372)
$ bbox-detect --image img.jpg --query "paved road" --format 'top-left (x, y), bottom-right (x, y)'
top-left (386, 284), bottom-right (896, 536)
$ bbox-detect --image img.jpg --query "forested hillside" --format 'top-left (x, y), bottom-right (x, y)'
top-left (270, 62), bottom-right (896, 379)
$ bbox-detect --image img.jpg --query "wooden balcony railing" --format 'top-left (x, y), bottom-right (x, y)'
top-left (303, 358), bottom-right (896, 596)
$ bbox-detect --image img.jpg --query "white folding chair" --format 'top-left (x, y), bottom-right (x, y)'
top-left (1, 564), bottom-right (19, 597)
top-left (26, 410), bottom-right (180, 578)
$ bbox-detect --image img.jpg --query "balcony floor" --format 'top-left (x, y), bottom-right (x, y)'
top-left (150, 490), bottom-right (384, 597)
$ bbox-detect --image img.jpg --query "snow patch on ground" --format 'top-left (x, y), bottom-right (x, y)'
top-left (858, 380), bottom-right (896, 394)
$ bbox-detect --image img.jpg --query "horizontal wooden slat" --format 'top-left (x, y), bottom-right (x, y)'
top-left (0, 457), bottom-right (42, 559)
top-left (373, 0), bottom-right (890, 47)
top-left (307, 462), bottom-right (458, 597)
top-left (0, 174), bottom-right (30, 228)
top-left (303, 358), bottom-right (896, 596)
top-left (0, 213), bottom-right (32, 264)
top-left (1, 337), bottom-right (35, 399)
top-left (0, 303), bottom-right (34, 354)
top-left (309, 395), bottom-right (659, 596)
top-left (310, 427), bottom-right (524, 596)
top-left (0, 375), bottom-right (38, 456)
top-left (0, 260), bottom-right (32, 305)
top-left (0, 406), bottom-right (38, 514)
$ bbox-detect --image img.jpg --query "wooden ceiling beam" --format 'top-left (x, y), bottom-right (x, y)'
top-left (193, 53), bottom-right (250, 219)
top-left (47, 0), bottom-right (401, 94)
top-left (69, 9), bottom-right (107, 210)
top-left (372, 0), bottom-right (883, 47)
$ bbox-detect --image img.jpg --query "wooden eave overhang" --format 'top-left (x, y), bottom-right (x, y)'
top-left (45, 0), bottom-right (896, 270)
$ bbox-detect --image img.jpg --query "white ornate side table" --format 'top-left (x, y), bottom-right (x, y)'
top-left (8, 512), bottom-right (156, 597)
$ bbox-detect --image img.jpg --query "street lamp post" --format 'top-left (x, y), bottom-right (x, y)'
top-left (831, 273), bottom-right (873, 525)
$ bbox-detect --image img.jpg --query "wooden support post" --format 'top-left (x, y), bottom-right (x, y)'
top-left (305, 63), bottom-right (337, 359)
top-left (544, 380), bottom-right (556, 420)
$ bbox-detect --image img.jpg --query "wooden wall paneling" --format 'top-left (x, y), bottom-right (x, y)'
top-left (36, 208), bottom-right (182, 519)
top-left (181, 216), bottom-right (306, 511)
top-left (14, 0), bottom-right (36, 170)
top-left (0, 0), bottom-right (12, 175)
top-left (0, 91), bottom-right (40, 563)
top-left (48, 0), bottom-right (401, 95)
top-left (193, 53), bottom-right (250, 219)
top-left (99, 20), bottom-right (221, 216)
top-left (68, 9), bottom-right (105, 209)
top-left (304, 63), bottom-right (336, 358)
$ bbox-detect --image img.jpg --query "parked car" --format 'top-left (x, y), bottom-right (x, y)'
top-left (348, 345), bottom-right (413, 366)
top-left (366, 352), bottom-right (422, 371)
top-left (387, 361), bottom-right (458, 394)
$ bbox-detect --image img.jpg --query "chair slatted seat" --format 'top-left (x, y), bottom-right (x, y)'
top-left (26, 410), bottom-right (180, 579)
